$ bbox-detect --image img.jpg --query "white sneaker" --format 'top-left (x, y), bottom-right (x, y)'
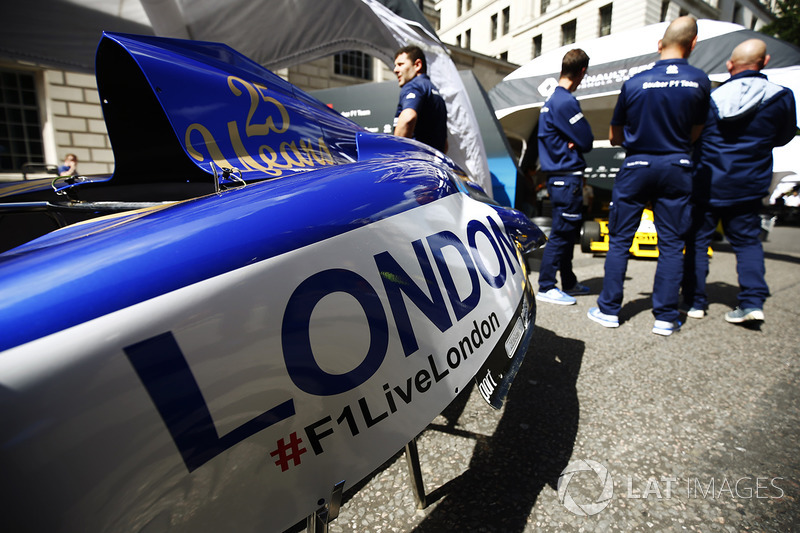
top-left (652, 320), bottom-right (682, 336)
top-left (587, 307), bottom-right (619, 328)
top-left (536, 288), bottom-right (577, 306)
top-left (687, 307), bottom-right (706, 319)
top-left (725, 307), bottom-right (764, 323)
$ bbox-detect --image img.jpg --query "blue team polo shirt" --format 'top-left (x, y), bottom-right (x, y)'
top-left (538, 85), bottom-right (594, 173)
top-left (395, 74), bottom-right (448, 152)
top-left (611, 58), bottom-right (710, 155)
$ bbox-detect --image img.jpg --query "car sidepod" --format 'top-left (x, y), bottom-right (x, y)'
top-left (0, 152), bottom-right (539, 532)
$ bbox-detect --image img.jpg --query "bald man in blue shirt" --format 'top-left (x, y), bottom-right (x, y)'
top-left (682, 39), bottom-right (796, 325)
top-left (588, 16), bottom-right (710, 336)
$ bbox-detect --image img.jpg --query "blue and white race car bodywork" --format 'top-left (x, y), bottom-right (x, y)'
top-left (0, 33), bottom-right (544, 532)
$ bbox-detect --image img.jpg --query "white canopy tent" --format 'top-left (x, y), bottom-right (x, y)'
top-left (489, 20), bottom-right (800, 151)
top-left (1, 0), bottom-right (491, 194)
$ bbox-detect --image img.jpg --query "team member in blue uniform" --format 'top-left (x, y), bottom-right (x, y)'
top-left (588, 16), bottom-right (710, 335)
top-left (683, 39), bottom-right (797, 325)
top-left (393, 45), bottom-right (448, 153)
top-left (535, 48), bottom-right (594, 306)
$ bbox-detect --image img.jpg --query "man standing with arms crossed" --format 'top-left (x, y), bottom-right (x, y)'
top-left (588, 16), bottom-right (710, 335)
top-left (393, 45), bottom-right (448, 153)
top-left (682, 39), bottom-right (796, 325)
top-left (535, 48), bottom-right (594, 306)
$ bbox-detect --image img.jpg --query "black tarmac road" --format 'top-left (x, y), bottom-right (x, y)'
top-left (295, 225), bottom-right (800, 532)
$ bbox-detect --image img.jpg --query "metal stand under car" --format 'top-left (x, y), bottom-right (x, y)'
top-left (304, 437), bottom-right (428, 532)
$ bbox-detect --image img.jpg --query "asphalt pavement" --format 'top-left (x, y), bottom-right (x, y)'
top-left (302, 224), bottom-right (800, 532)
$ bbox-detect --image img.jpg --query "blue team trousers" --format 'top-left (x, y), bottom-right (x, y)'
top-left (597, 155), bottom-right (692, 322)
top-left (682, 199), bottom-right (769, 311)
top-left (538, 174), bottom-right (583, 292)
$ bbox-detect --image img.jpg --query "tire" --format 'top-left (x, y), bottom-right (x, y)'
top-left (531, 216), bottom-right (552, 239)
top-left (581, 220), bottom-right (601, 253)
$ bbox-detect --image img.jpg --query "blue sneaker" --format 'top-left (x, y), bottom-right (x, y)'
top-left (587, 307), bottom-right (619, 328)
top-left (536, 288), bottom-right (576, 306)
top-left (652, 319), bottom-right (682, 336)
top-left (564, 283), bottom-right (590, 296)
top-left (725, 307), bottom-right (764, 324)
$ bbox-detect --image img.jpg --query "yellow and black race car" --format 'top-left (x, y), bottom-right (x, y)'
top-left (581, 208), bottom-right (659, 257)
top-left (581, 208), bottom-right (715, 258)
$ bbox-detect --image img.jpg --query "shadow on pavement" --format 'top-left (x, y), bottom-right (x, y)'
top-left (704, 280), bottom-right (743, 310)
top-left (712, 241), bottom-right (800, 266)
top-left (411, 327), bottom-right (585, 532)
top-left (576, 275), bottom-right (605, 294)
top-left (619, 295), bottom-right (654, 323)
top-left (614, 281), bottom-right (742, 324)
top-left (763, 251), bottom-right (800, 265)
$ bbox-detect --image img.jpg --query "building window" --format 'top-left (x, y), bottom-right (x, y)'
top-left (733, 2), bottom-right (743, 24)
top-left (457, 0), bottom-right (462, 17)
top-left (562, 19), bottom-right (577, 46)
top-left (541, 0), bottom-right (550, 16)
top-left (334, 51), bottom-right (373, 80)
top-left (499, 51), bottom-right (509, 61)
top-left (502, 6), bottom-right (510, 35)
top-left (466, 0), bottom-right (472, 11)
top-left (599, 4), bottom-right (612, 36)
top-left (660, 1), bottom-right (669, 22)
top-left (0, 69), bottom-right (44, 172)
top-left (532, 34), bottom-right (543, 58)
top-left (465, 29), bottom-right (472, 50)
top-left (491, 13), bottom-right (498, 40)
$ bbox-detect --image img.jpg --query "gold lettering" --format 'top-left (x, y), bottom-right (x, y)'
top-left (299, 138), bottom-right (334, 166)
top-left (187, 77), bottom-right (339, 180)
top-left (317, 138), bottom-right (335, 165)
top-left (258, 145), bottom-right (293, 176)
top-left (280, 141), bottom-right (311, 168)
top-left (185, 123), bottom-right (236, 169)
top-left (227, 121), bottom-right (274, 174)
top-left (228, 76), bottom-right (290, 137)
top-left (254, 83), bottom-right (290, 135)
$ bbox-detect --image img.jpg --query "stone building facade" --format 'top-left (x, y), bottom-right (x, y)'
top-left (434, 0), bottom-right (777, 66)
top-left (44, 69), bottom-right (114, 176)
